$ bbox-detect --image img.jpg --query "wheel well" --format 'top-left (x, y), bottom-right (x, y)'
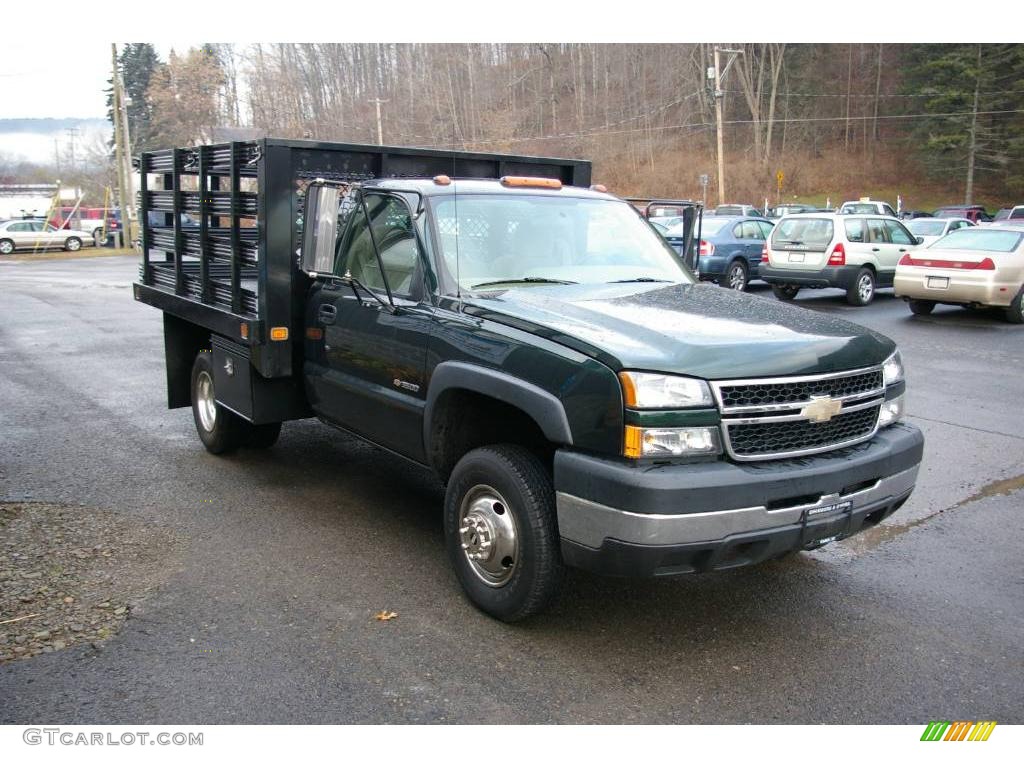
top-left (428, 389), bottom-right (553, 481)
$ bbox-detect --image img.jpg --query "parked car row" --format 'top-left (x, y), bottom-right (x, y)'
top-left (0, 219), bottom-right (94, 255)
top-left (648, 200), bottom-right (1023, 323)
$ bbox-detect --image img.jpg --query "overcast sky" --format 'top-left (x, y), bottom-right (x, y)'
top-left (1, 42), bottom-right (198, 120)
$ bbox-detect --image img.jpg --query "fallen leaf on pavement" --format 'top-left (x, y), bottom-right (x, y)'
top-left (374, 610), bottom-right (398, 621)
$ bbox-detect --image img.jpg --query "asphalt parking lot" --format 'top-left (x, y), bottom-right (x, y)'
top-left (1, 255), bottom-right (1021, 724)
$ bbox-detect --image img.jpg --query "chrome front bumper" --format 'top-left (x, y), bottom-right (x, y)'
top-left (557, 464), bottom-right (919, 550)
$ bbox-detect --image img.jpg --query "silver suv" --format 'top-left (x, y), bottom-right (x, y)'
top-left (759, 213), bottom-right (923, 306)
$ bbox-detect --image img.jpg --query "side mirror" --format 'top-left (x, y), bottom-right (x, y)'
top-left (915, 236), bottom-right (925, 245)
top-left (301, 182), bottom-right (341, 275)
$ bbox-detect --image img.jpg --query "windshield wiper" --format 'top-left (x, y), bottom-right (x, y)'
top-left (337, 273), bottom-right (397, 314)
top-left (470, 277), bottom-right (577, 289)
top-left (609, 277), bottom-right (671, 283)
top-left (777, 239), bottom-right (804, 245)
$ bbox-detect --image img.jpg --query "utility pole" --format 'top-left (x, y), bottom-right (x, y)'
top-left (369, 98), bottom-right (388, 145)
top-left (712, 47), bottom-right (743, 206)
top-left (66, 127), bottom-right (79, 173)
top-left (111, 43), bottom-right (136, 244)
top-left (965, 45), bottom-right (982, 205)
top-left (111, 43), bottom-right (128, 244)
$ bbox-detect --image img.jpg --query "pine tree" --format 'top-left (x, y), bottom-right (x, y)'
top-left (901, 43), bottom-right (1024, 202)
top-left (106, 44), bottom-right (161, 152)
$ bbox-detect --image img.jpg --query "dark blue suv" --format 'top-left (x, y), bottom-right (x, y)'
top-left (666, 215), bottom-right (775, 291)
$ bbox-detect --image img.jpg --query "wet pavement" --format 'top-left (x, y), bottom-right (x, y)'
top-left (1, 256), bottom-right (1021, 723)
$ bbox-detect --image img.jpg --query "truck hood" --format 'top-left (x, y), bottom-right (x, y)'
top-left (463, 282), bottom-right (896, 379)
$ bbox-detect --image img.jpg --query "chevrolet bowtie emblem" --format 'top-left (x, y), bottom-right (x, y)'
top-left (802, 395), bottom-right (843, 423)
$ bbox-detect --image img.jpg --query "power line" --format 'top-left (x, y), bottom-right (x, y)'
top-left (722, 88), bottom-right (1024, 99)
top-left (721, 108), bottom-right (1024, 125)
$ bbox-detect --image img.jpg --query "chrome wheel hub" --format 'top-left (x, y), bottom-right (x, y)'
top-left (196, 371), bottom-right (217, 432)
top-left (728, 265), bottom-right (745, 290)
top-left (858, 275), bottom-right (873, 302)
top-left (458, 485), bottom-right (518, 587)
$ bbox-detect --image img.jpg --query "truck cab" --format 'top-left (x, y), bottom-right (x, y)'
top-left (134, 139), bottom-right (924, 622)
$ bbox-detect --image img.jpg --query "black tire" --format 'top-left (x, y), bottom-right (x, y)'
top-left (444, 444), bottom-right (564, 622)
top-left (245, 422), bottom-right (282, 449)
top-left (190, 350), bottom-right (245, 454)
top-left (908, 299), bottom-right (936, 316)
top-left (0, 238), bottom-right (14, 256)
top-left (725, 259), bottom-right (749, 291)
top-left (1005, 286), bottom-right (1024, 324)
top-left (64, 236), bottom-right (82, 252)
top-left (771, 284), bottom-right (800, 301)
top-left (846, 267), bottom-right (875, 306)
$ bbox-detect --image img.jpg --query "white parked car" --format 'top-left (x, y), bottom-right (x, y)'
top-left (894, 227), bottom-right (1024, 323)
top-left (759, 212), bottom-right (924, 305)
top-left (906, 217), bottom-right (974, 246)
top-left (0, 219), bottom-right (92, 255)
top-left (839, 198), bottom-right (898, 217)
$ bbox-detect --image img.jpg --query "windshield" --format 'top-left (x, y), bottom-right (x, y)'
top-left (840, 203), bottom-right (877, 214)
top-left (432, 195), bottom-right (692, 291)
top-left (671, 217), bottom-right (727, 238)
top-left (771, 217), bottom-right (834, 251)
top-left (908, 219), bottom-right (946, 236)
top-left (930, 229), bottom-right (1022, 252)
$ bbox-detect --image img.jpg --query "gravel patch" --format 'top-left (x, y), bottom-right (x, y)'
top-left (0, 502), bottom-right (180, 663)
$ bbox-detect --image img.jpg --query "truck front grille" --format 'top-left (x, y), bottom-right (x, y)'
top-left (725, 404), bottom-right (880, 458)
top-left (712, 366), bottom-right (885, 461)
top-left (718, 369), bottom-right (883, 409)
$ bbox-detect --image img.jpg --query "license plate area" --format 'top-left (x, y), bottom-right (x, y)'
top-left (927, 276), bottom-right (949, 289)
top-left (788, 252), bottom-right (806, 263)
top-left (807, 500), bottom-right (852, 517)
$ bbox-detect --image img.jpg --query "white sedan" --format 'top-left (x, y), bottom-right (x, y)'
top-left (0, 219), bottom-right (93, 255)
top-left (894, 227), bottom-right (1024, 323)
top-left (906, 217), bottom-right (974, 246)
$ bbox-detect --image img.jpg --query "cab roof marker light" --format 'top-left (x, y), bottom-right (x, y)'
top-left (500, 176), bottom-right (562, 190)
top-left (433, 175), bottom-right (452, 186)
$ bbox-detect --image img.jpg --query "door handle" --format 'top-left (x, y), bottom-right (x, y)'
top-left (318, 304), bottom-right (337, 325)
top-left (871, 247), bottom-right (881, 252)
top-left (898, 247), bottom-right (908, 252)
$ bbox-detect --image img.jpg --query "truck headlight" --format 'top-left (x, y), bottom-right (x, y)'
top-left (882, 350), bottom-right (904, 386)
top-left (619, 371), bottom-right (713, 409)
top-left (624, 425), bottom-right (721, 458)
top-left (877, 394), bottom-right (905, 428)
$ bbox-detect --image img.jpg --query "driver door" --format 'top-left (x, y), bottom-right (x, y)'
top-left (305, 192), bottom-right (434, 462)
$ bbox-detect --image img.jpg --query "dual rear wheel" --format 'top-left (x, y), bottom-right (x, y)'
top-left (190, 351), bottom-right (281, 454)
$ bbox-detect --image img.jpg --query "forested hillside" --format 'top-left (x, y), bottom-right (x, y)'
top-left (23, 43), bottom-right (1024, 208)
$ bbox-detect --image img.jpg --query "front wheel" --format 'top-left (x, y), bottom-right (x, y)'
top-left (908, 299), bottom-right (935, 316)
top-left (1005, 286), bottom-right (1024, 324)
top-left (64, 237), bottom-right (82, 252)
top-left (771, 284), bottom-right (800, 301)
top-left (847, 268), bottom-right (875, 306)
top-left (725, 260), bottom-right (749, 291)
top-left (0, 239), bottom-right (14, 255)
top-left (444, 445), bottom-right (564, 622)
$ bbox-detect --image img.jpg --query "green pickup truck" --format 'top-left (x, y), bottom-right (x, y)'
top-left (134, 139), bottom-right (923, 621)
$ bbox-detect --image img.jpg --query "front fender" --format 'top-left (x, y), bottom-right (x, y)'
top-left (423, 361), bottom-right (574, 449)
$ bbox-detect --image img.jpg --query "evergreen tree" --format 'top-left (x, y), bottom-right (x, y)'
top-left (901, 43), bottom-right (1024, 201)
top-left (106, 44), bottom-right (161, 152)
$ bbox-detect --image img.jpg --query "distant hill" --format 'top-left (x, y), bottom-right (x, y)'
top-left (0, 118), bottom-right (109, 134)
